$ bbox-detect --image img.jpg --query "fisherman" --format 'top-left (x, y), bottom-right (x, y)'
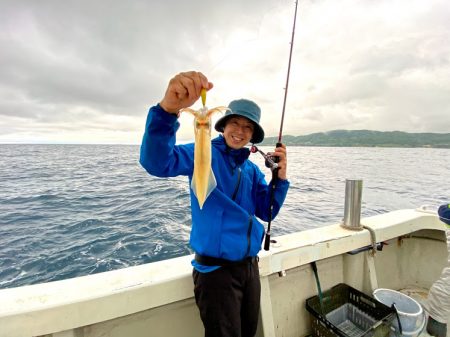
top-left (426, 203), bottom-right (450, 337)
top-left (140, 71), bottom-right (289, 337)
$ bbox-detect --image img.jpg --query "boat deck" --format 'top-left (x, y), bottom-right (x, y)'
top-left (0, 209), bottom-right (448, 337)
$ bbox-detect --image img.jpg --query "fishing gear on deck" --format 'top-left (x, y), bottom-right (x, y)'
top-left (251, 0), bottom-right (299, 251)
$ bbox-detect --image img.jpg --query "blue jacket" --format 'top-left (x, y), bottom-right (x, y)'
top-left (140, 104), bottom-right (289, 263)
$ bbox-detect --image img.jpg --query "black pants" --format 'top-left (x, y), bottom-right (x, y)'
top-left (192, 259), bottom-right (261, 337)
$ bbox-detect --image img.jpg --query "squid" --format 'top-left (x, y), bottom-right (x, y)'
top-left (180, 89), bottom-right (229, 209)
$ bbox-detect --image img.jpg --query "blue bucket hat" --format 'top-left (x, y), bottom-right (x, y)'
top-left (438, 204), bottom-right (450, 226)
top-left (214, 99), bottom-right (265, 144)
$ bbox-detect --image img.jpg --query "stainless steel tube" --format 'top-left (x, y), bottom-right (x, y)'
top-left (342, 179), bottom-right (363, 230)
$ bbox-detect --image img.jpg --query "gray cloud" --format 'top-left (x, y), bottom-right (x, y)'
top-left (0, 0), bottom-right (449, 143)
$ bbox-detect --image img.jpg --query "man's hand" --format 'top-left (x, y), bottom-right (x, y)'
top-left (159, 71), bottom-right (213, 114)
top-left (270, 144), bottom-right (287, 180)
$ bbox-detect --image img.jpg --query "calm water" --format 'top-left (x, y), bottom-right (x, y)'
top-left (0, 144), bottom-right (448, 289)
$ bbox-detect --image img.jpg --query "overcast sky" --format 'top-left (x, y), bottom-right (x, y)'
top-left (1, 0), bottom-right (449, 144)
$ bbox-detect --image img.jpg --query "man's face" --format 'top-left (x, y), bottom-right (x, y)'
top-left (223, 116), bottom-right (254, 149)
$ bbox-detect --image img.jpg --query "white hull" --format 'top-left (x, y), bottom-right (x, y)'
top-left (1, 209), bottom-right (448, 337)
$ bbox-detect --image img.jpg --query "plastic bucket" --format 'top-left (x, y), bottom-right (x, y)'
top-left (373, 288), bottom-right (425, 337)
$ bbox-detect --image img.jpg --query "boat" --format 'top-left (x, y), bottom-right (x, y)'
top-left (1, 201), bottom-right (448, 337)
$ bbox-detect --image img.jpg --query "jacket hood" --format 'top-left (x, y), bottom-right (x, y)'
top-left (212, 135), bottom-right (250, 167)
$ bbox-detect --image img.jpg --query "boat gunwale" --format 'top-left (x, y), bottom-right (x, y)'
top-left (0, 208), bottom-right (446, 336)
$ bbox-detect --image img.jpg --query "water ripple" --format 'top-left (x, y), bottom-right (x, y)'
top-left (0, 144), bottom-right (448, 289)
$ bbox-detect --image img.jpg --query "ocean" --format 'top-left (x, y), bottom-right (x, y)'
top-left (0, 144), bottom-right (448, 289)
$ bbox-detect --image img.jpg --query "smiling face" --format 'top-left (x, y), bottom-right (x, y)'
top-left (223, 116), bottom-right (255, 149)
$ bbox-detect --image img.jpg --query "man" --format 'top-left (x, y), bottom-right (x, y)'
top-left (426, 203), bottom-right (450, 337)
top-left (140, 71), bottom-right (289, 337)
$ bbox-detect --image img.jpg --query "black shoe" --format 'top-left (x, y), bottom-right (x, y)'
top-left (426, 316), bottom-right (447, 337)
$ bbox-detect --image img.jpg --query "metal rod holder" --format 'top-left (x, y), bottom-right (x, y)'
top-left (341, 179), bottom-right (363, 230)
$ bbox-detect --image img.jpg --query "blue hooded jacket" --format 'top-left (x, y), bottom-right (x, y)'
top-left (140, 104), bottom-right (289, 267)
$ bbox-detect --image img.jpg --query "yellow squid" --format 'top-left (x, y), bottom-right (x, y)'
top-left (180, 89), bottom-right (229, 209)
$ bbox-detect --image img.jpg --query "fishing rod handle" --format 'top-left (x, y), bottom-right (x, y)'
top-left (263, 142), bottom-right (284, 251)
top-left (264, 232), bottom-right (271, 251)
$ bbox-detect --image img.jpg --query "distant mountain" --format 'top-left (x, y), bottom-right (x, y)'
top-left (259, 130), bottom-right (450, 148)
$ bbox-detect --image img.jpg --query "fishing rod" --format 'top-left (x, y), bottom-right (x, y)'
top-left (252, 0), bottom-right (299, 251)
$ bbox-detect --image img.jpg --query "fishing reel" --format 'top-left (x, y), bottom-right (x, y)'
top-left (250, 145), bottom-right (279, 171)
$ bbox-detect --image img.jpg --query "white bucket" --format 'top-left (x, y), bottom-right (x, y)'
top-left (373, 288), bottom-right (426, 337)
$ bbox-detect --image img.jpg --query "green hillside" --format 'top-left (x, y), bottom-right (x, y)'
top-left (260, 130), bottom-right (450, 148)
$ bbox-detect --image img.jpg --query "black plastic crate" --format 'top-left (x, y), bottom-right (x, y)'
top-left (306, 283), bottom-right (395, 337)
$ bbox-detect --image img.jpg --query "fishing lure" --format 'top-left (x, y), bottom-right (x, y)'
top-left (180, 89), bottom-right (229, 209)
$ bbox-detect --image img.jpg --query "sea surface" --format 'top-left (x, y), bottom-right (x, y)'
top-left (0, 144), bottom-right (448, 289)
